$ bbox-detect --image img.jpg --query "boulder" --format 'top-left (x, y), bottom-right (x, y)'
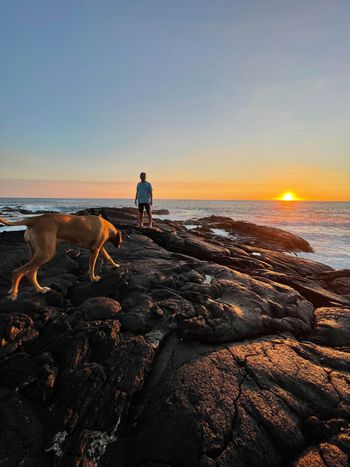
top-left (78, 297), bottom-right (122, 321)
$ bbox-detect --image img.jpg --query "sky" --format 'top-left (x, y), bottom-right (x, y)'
top-left (0, 0), bottom-right (349, 200)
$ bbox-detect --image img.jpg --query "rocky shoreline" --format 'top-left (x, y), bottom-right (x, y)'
top-left (1, 208), bottom-right (350, 466)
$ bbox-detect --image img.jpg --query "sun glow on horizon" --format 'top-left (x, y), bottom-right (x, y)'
top-left (275, 191), bottom-right (301, 201)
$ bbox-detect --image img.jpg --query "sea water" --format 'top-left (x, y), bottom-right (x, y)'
top-left (0, 197), bottom-right (349, 270)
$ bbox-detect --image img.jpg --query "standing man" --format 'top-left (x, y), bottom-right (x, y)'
top-left (135, 172), bottom-right (153, 228)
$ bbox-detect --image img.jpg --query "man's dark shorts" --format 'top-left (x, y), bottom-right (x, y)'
top-left (138, 203), bottom-right (151, 213)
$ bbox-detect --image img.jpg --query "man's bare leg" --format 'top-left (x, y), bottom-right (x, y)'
top-left (139, 210), bottom-right (144, 227)
top-left (147, 209), bottom-right (153, 228)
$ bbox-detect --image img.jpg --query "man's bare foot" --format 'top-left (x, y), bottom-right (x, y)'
top-left (91, 275), bottom-right (101, 282)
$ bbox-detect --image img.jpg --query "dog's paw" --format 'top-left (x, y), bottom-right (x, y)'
top-left (7, 289), bottom-right (17, 301)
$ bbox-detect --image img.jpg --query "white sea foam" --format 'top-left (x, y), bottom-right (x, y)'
top-left (211, 228), bottom-right (231, 238)
top-left (0, 226), bottom-right (26, 232)
top-left (204, 274), bottom-right (213, 284)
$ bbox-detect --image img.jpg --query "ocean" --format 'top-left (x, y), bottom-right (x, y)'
top-left (0, 197), bottom-right (349, 271)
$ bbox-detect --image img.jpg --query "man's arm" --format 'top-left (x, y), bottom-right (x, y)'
top-left (149, 185), bottom-right (153, 206)
top-left (135, 187), bottom-right (138, 205)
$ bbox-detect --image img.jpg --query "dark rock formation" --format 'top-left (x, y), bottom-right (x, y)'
top-left (186, 215), bottom-right (313, 252)
top-left (117, 335), bottom-right (350, 466)
top-left (0, 206), bottom-right (59, 215)
top-left (0, 208), bottom-right (349, 466)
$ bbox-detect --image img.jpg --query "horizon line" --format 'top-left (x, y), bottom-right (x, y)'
top-left (0, 196), bottom-right (349, 203)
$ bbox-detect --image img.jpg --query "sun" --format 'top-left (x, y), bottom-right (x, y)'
top-left (275, 191), bottom-right (301, 201)
top-left (282, 192), bottom-right (294, 201)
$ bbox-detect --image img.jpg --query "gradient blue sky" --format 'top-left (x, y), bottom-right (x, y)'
top-left (0, 0), bottom-right (349, 199)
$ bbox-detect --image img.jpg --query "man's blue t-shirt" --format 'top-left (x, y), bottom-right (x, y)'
top-left (137, 181), bottom-right (152, 203)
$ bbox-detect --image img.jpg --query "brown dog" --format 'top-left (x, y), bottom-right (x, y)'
top-left (0, 214), bottom-right (122, 300)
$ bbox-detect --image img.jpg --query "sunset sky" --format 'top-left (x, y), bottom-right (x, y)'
top-left (0, 1), bottom-right (349, 200)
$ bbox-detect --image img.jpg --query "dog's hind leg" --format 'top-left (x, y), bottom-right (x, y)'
top-left (9, 232), bottom-right (56, 300)
top-left (9, 251), bottom-right (54, 300)
top-left (9, 262), bottom-right (33, 299)
top-left (26, 268), bottom-right (51, 294)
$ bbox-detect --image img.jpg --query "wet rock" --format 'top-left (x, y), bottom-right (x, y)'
top-left (313, 270), bottom-right (350, 299)
top-left (186, 215), bottom-right (313, 252)
top-left (256, 271), bottom-right (350, 307)
top-left (152, 209), bottom-right (170, 215)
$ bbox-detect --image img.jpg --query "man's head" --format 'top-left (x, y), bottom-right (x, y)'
top-left (140, 172), bottom-right (146, 182)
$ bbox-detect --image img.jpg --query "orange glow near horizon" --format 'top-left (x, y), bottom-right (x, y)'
top-left (0, 179), bottom-right (349, 201)
top-left (275, 191), bottom-right (302, 201)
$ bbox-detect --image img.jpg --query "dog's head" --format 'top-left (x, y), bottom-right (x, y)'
top-left (111, 229), bottom-right (123, 249)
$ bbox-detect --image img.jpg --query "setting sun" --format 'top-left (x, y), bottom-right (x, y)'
top-left (275, 192), bottom-right (301, 201)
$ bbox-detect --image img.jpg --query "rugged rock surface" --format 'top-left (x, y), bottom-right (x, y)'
top-left (0, 208), bottom-right (349, 466)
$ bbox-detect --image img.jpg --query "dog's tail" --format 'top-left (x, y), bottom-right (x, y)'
top-left (0, 217), bottom-right (33, 227)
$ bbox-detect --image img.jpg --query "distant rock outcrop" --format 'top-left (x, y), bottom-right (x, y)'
top-left (0, 208), bottom-right (349, 466)
top-left (186, 215), bottom-right (313, 252)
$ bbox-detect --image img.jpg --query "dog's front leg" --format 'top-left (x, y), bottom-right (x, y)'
top-left (89, 248), bottom-right (101, 281)
top-left (100, 247), bottom-right (120, 268)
